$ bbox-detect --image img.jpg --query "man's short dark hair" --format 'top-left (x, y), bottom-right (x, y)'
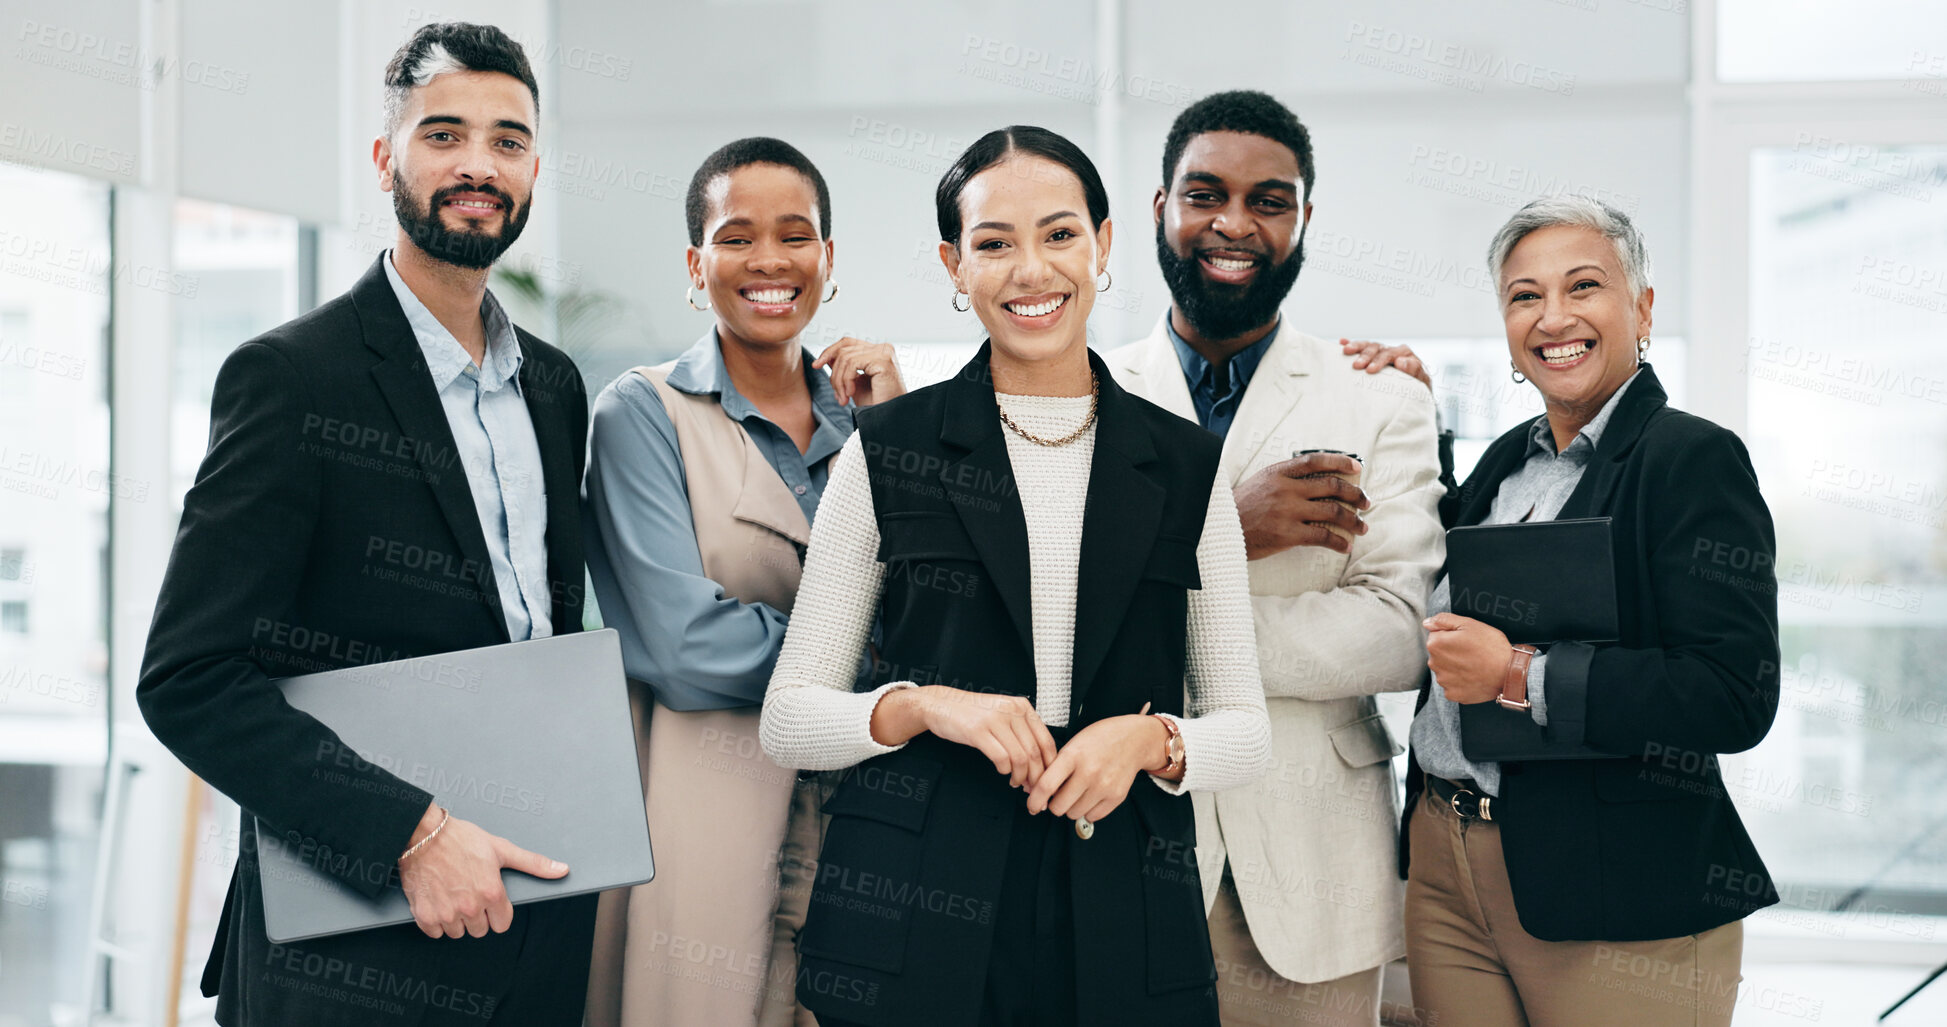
top-left (685, 137), bottom-right (834, 247)
top-left (1160, 90), bottom-right (1314, 202)
top-left (383, 23), bottom-right (539, 138)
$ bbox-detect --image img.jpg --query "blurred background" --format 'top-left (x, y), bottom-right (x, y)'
top-left (0, 0), bottom-right (1943, 1023)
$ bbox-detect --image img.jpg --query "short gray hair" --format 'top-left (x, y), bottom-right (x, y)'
top-left (1486, 195), bottom-right (1652, 300)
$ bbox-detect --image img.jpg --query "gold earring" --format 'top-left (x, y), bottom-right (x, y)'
top-left (1096, 270), bottom-right (1113, 293)
top-left (1637, 336), bottom-right (1651, 360)
top-left (1510, 362), bottom-right (1527, 384)
top-left (951, 291), bottom-right (971, 312)
top-left (823, 281), bottom-right (840, 303)
top-left (686, 285), bottom-right (710, 312)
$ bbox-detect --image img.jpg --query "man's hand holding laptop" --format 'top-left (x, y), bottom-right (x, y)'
top-left (398, 800), bottom-right (570, 939)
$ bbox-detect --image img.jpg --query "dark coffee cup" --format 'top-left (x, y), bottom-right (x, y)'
top-left (1292, 449), bottom-right (1363, 543)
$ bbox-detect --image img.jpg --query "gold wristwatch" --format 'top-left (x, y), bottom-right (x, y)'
top-left (1152, 713), bottom-right (1185, 775)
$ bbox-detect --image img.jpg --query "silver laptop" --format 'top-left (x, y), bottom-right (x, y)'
top-left (254, 629), bottom-right (653, 943)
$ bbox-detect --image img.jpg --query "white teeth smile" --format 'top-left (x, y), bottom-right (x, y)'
top-left (744, 288), bottom-right (798, 304)
top-left (1205, 255), bottom-right (1255, 271)
top-left (1540, 341), bottom-right (1592, 363)
top-left (445, 200), bottom-right (498, 211)
top-left (1004, 295), bottom-right (1068, 318)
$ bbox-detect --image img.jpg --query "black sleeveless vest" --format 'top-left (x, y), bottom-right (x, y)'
top-left (794, 344), bottom-right (1223, 1026)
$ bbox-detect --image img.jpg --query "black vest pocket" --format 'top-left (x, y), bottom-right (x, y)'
top-left (877, 511), bottom-right (979, 562)
top-left (1142, 534), bottom-right (1203, 589)
top-left (798, 753), bottom-right (944, 974)
top-left (1131, 787), bottom-right (1217, 994)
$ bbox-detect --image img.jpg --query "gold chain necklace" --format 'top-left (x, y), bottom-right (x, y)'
top-left (996, 371), bottom-right (1100, 447)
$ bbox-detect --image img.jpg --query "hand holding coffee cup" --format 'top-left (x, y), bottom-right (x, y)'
top-left (1232, 449), bottom-right (1371, 560)
top-left (1292, 449), bottom-right (1365, 546)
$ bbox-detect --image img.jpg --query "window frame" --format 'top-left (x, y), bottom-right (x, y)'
top-left (1691, 0), bottom-right (1947, 962)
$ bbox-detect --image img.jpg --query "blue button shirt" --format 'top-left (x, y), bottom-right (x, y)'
top-left (582, 330), bottom-right (854, 710)
top-left (382, 250), bottom-right (549, 642)
top-left (1167, 316), bottom-right (1281, 439)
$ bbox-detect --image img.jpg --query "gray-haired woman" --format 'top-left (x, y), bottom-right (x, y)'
top-left (1356, 196), bottom-right (1780, 1027)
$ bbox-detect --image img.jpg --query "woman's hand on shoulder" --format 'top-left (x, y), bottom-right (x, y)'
top-left (1026, 714), bottom-right (1168, 824)
top-left (815, 337), bottom-right (906, 407)
top-left (910, 686), bottom-right (1058, 790)
top-left (1341, 337), bottom-right (1431, 389)
top-left (1423, 612), bottom-right (1512, 703)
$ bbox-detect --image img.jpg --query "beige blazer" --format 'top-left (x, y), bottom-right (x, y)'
top-left (1104, 317), bottom-right (1444, 984)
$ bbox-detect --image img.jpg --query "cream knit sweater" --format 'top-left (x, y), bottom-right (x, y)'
top-left (761, 393), bottom-right (1271, 794)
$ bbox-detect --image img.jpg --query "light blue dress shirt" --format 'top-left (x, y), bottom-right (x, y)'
top-left (382, 250), bottom-right (550, 643)
top-left (582, 330), bottom-right (854, 710)
top-left (1412, 369), bottom-right (1642, 795)
top-left (1166, 316), bottom-right (1280, 440)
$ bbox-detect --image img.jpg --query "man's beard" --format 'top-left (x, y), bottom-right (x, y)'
top-left (393, 178), bottom-right (530, 270)
top-left (1154, 221), bottom-right (1304, 343)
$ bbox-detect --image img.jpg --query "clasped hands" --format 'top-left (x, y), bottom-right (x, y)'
top-left (870, 685), bottom-right (1175, 825)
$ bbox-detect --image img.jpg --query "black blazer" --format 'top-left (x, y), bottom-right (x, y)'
top-left (1401, 365), bottom-right (1782, 942)
top-left (792, 344), bottom-right (1222, 1026)
top-left (137, 257), bottom-right (594, 1026)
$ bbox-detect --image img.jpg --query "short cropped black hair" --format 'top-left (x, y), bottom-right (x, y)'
top-left (685, 137), bottom-right (834, 247)
top-left (1160, 90), bottom-right (1314, 202)
top-left (383, 23), bottom-right (539, 137)
top-left (935, 125), bottom-right (1110, 247)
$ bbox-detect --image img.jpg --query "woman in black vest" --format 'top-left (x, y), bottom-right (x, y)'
top-left (760, 126), bottom-right (1271, 1027)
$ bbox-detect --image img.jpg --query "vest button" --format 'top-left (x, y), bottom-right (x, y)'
top-left (793, 484), bottom-right (808, 495)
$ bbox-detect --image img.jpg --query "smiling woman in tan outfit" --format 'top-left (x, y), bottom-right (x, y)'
top-left (580, 137), bottom-right (903, 1027)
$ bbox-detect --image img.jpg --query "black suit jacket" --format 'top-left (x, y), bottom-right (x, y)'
top-left (1401, 365), bottom-right (1783, 942)
top-left (138, 257), bottom-right (594, 1026)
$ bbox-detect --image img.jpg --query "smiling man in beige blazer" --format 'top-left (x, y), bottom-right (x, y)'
top-left (1106, 91), bottom-right (1445, 1027)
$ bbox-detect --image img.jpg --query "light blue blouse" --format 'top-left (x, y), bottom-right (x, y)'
top-left (581, 330), bottom-right (854, 710)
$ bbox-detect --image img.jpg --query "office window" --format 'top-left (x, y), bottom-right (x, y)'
top-left (0, 310), bottom-right (30, 399)
top-left (1737, 144), bottom-right (1947, 920)
top-left (0, 162), bottom-right (110, 1027)
top-left (170, 199), bottom-right (303, 509)
top-left (1718, 0), bottom-right (1947, 83)
top-left (167, 198), bottom-right (307, 1020)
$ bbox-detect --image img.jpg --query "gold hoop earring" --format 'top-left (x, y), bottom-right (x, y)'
top-left (1510, 362), bottom-right (1527, 384)
top-left (951, 291), bottom-right (971, 312)
top-left (686, 285), bottom-right (710, 312)
top-left (1637, 335), bottom-right (1651, 361)
top-left (1096, 270), bottom-right (1113, 293)
top-left (823, 281), bottom-right (840, 303)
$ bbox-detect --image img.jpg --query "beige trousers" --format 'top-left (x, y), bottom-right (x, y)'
top-left (1209, 866), bottom-right (1385, 1027)
top-left (1404, 789), bottom-right (1744, 1027)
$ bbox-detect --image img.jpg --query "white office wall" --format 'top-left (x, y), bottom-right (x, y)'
top-left (177, 1), bottom-right (340, 223)
top-left (550, 0), bottom-right (1692, 385)
top-left (1113, 0), bottom-right (1689, 338)
top-left (550, 0), bottom-right (1103, 387)
top-left (0, 0), bottom-right (146, 183)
